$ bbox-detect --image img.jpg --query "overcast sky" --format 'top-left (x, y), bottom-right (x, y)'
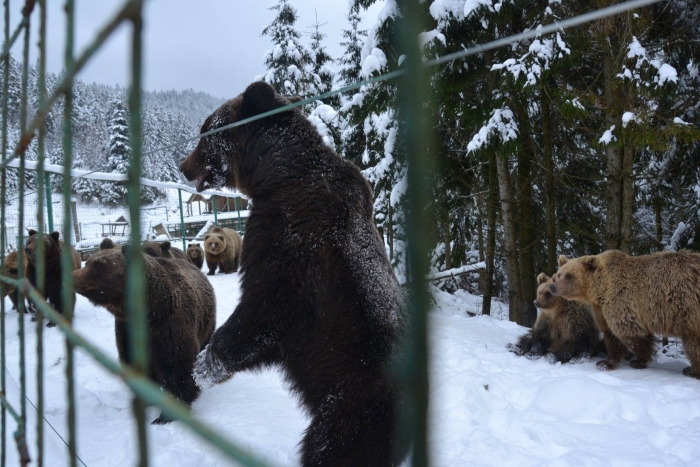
top-left (9, 0), bottom-right (383, 99)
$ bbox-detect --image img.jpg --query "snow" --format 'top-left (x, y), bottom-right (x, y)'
top-left (673, 117), bottom-right (690, 126)
top-left (467, 106), bottom-right (519, 152)
top-left (3, 272), bottom-right (700, 465)
top-left (621, 111), bottom-right (638, 128)
top-left (361, 47), bottom-right (388, 78)
top-left (599, 125), bottom-right (616, 145)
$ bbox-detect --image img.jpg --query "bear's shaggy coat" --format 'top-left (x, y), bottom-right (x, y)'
top-left (73, 247), bottom-right (216, 423)
top-left (25, 230), bottom-right (81, 322)
top-left (2, 250), bottom-right (22, 310)
top-left (142, 240), bottom-right (192, 264)
top-left (202, 227), bottom-right (242, 275)
top-left (551, 250), bottom-right (699, 377)
top-left (507, 272), bottom-right (599, 363)
top-left (187, 243), bottom-right (204, 270)
top-left (181, 82), bottom-right (409, 466)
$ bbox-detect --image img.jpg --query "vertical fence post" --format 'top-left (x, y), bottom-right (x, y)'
top-left (178, 189), bottom-right (186, 250)
top-left (212, 194), bottom-right (218, 226)
top-left (235, 196), bottom-right (242, 234)
top-left (0, 1), bottom-right (9, 464)
top-left (35, 1), bottom-right (48, 465)
top-left (125, 2), bottom-right (149, 466)
top-left (44, 173), bottom-right (53, 233)
top-left (396, 1), bottom-right (434, 465)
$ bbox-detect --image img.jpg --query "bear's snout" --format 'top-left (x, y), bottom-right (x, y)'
top-left (533, 299), bottom-right (540, 308)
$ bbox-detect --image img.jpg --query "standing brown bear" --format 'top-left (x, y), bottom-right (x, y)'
top-left (202, 227), bottom-right (241, 275)
top-left (180, 81), bottom-right (409, 466)
top-left (551, 250), bottom-right (700, 378)
top-left (142, 240), bottom-right (192, 264)
top-left (25, 230), bottom-right (81, 324)
top-left (507, 272), bottom-right (599, 363)
top-left (187, 243), bottom-right (204, 270)
top-left (73, 246), bottom-right (216, 424)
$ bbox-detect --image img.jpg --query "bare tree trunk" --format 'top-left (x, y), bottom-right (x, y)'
top-left (620, 144), bottom-right (635, 253)
top-left (496, 154), bottom-right (522, 323)
top-left (542, 90), bottom-right (557, 274)
top-left (482, 154), bottom-right (498, 317)
top-left (443, 205), bottom-right (452, 270)
top-left (654, 197), bottom-right (663, 251)
top-left (603, 53), bottom-right (623, 251)
top-left (387, 205), bottom-right (394, 261)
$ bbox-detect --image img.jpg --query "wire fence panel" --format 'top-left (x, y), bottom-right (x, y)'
top-left (0, 0), bottom-right (666, 465)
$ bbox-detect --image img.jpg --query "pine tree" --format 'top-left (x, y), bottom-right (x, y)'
top-left (106, 97), bottom-right (130, 205)
top-left (260, 0), bottom-right (311, 97)
top-left (307, 14), bottom-right (338, 107)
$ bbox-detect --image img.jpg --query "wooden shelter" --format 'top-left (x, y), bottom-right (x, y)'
top-left (185, 193), bottom-right (247, 216)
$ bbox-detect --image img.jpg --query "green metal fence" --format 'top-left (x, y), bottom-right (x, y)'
top-left (0, 0), bottom-right (664, 465)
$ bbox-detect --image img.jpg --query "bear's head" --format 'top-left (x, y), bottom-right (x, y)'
top-left (534, 272), bottom-right (564, 310)
top-left (187, 243), bottom-right (203, 259)
top-left (24, 229), bottom-right (61, 266)
top-left (179, 81), bottom-right (294, 194)
top-left (73, 247), bottom-right (128, 317)
top-left (549, 254), bottom-right (598, 302)
top-left (100, 238), bottom-right (115, 250)
top-left (203, 233), bottom-right (226, 255)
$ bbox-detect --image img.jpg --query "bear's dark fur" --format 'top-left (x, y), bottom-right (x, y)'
top-left (25, 230), bottom-right (82, 323)
top-left (202, 227), bottom-right (242, 275)
top-left (507, 272), bottom-right (599, 363)
top-left (73, 247), bottom-right (216, 424)
top-left (2, 250), bottom-right (22, 310)
top-left (181, 81), bottom-right (409, 466)
top-left (142, 241), bottom-right (192, 264)
top-left (187, 243), bottom-right (204, 270)
top-left (100, 238), bottom-right (119, 250)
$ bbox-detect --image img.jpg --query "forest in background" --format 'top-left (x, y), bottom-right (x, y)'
top-left (255, 0), bottom-right (700, 325)
top-left (2, 0), bottom-right (700, 326)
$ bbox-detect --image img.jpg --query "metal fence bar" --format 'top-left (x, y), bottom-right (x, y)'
top-left (125, 2), bottom-right (150, 466)
top-left (0, 0), bottom-right (9, 461)
top-left (178, 189), bottom-right (186, 250)
top-left (212, 195), bottom-right (218, 226)
top-left (61, 1), bottom-right (78, 465)
top-left (0, 0), bottom-right (31, 62)
top-left (35, 1), bottom-right (48, 465)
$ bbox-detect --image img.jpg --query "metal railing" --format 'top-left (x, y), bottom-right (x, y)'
top-left (0, 0), bottom-right (664, 465)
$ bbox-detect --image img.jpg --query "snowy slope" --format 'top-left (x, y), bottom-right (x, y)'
top-left (2, 269), bottom-right (700, 466)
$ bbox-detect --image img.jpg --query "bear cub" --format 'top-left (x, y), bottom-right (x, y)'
top-left (142, 240), bottom-right (192, 264)
top-left (203, 227), bottom-right (242, 275)
top-left (187, 243), bottom-right (204, 270)
top-left (507, 272), bottom-right (599, 363)
top-left (73, 246), bottom-right (216, 423)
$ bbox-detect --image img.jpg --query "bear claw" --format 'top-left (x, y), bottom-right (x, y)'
top-left (596, 359), bottom-right (619, 371)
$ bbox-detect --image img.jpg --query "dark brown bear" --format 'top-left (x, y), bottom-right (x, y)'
top-left (187, 243), bottom-right (204, 270)
top-left (2, 250), bottom-right (23, 310)
top-left (25, 230), bottom-right (81, 324)
top-left (99, 238), bottom-right (120, 250)
top-left (203, 227), bottom-right (241, 275)
top-left (73, 246), bottom-right (216, 424)
top-left (142, 240), bottom-right (192, 264)
top-left (507, 273), bottom-right (599, 363)
top-left (180, 81), bottom-right (409, 466)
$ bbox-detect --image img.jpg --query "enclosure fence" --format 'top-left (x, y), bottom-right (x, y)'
top-left (0, 0), bottom-right (664, 466)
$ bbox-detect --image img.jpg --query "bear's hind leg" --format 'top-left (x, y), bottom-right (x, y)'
top-left (681, 336), bottom-right (700, 379)
top-left (300, 392), bottom-right (396, 467)
top-left (151, 342), bottom-right (201, 425)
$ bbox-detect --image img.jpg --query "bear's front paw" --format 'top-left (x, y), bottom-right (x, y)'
top-left (46, 321), bottom-right (57, 328)
top-left (193, 344), bottom-right (234, 389)
top-left (568, 353), bottom-right (591, 364)
top-left (629, 359), bottom-right (649, 370)
top-left (506, 343), bottom-right (523, 355)
top-left (596, 359), bottom-right (619, 371)
top-left (151, 411), bottom-right (174, 425)
top-left (207, 272), bottom-right (215, 276)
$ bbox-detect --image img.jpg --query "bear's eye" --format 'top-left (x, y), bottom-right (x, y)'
top-left (565, 273), bottom-right (572, 280)
top-left (544, 291), bottom-right (551, 299)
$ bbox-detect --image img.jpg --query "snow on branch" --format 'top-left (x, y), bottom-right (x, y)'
top-left (467, 106), bottom-right (518, 152)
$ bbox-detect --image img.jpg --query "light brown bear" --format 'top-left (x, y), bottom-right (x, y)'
top-left (2, 250), bottom-right (23, 310)
top-left (551, 250), bottom-right (700, 378)
top-left (203, 227), bottom-right (242, 275)
top-left (187, 243), bottom-right (204, 270)
top-left (507, 272), bottom-right (599, 363)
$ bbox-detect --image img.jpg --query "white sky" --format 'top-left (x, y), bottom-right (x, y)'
top-left (9, 0), bottom-right (383, 99)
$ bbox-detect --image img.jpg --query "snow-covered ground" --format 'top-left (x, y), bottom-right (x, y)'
top-left (2, 265), bottom-right (700, 466)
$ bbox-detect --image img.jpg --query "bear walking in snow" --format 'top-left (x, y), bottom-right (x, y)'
top-left (187, 243), bottom-right (204, 270)
top-left (202, 227), bottom-right (241, 275)
top-left (180, 81), bottom-right (409, 466)
top-left (25, 230), bottom-right (81, 323)
top-left (551, 250), bottom-right (700, 378)
top-left (74, 246), bottom-right (216, 424)
top-left (507, 272), bottom-right (599, 363)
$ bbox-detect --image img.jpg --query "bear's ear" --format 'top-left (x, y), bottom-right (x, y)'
top-left (121, 244), bottom-right (130, 257)
top-left (204, 235), bottom-right (210, 241)
top-left (50, 231), bottom-right (60, 242)
top-left (557, 255), bottom-right (569, 267)
top-left (160, 241), bottom-right (171, 252)
top-left (27, 229), bottom-right (37, 237)
top-left (241, 81), bottom-right (279, 117)
top-left (536, 273), bottom-right (550, 284)
top-left (583, 256), bottom-right (598, 272)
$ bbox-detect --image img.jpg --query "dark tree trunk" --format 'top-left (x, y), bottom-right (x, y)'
top-left (482, 154), bottom-right (498, 317)
top-left (542, 89), bottom-right (557, 274)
